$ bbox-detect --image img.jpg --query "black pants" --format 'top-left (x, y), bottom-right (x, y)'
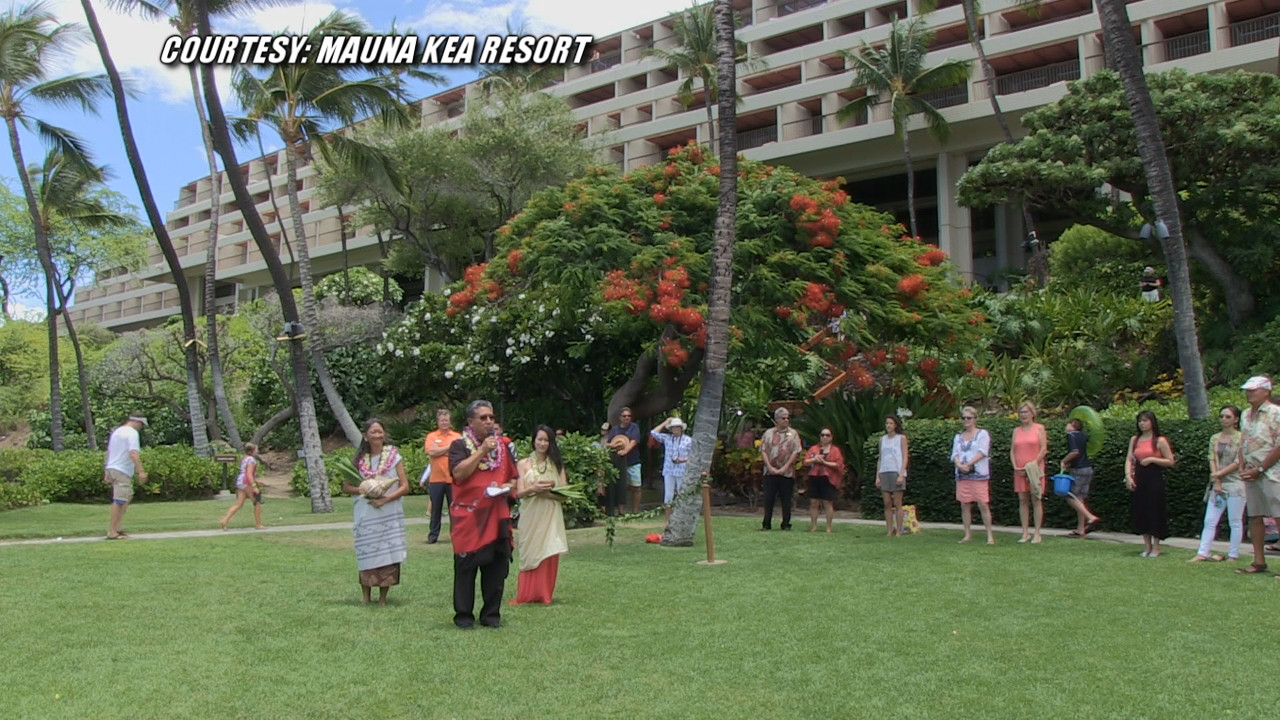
top-left (453, 544), bottom-right (510, 628)
top-left (427, 483), bottom-right (452, 541)
top-left (605, 463), bottom-right (630, 516)
top-left (762, 474), bottom-right (794, 529)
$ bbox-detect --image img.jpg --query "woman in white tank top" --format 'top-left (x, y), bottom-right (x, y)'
top-left (876, 416), bottom-right (910, 536)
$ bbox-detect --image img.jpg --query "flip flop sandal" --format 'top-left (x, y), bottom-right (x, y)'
top-left (1065, 530), bottom-right (1083, 538)
top-left (1236, 563), bottom-right (1269, 574)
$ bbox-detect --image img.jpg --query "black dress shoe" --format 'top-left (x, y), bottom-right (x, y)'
top-left (780, 525), bottom-right (792, 531)
top-left (426, 537), bottom-right (438, 544)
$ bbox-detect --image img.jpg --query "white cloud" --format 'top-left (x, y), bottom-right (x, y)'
top-left (408, 1), bottom-right (521, 36)
top-left (44, 0), bottom-right (353, 107)
top-left (409, 0), bottom-right (693, 40)
top-left (6, 300), bottom-right (45, 323)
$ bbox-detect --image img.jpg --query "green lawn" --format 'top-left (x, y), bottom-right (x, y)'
top-left (0, 496), bottom-right (432, 540)
top-left (0, 516), bottom-right (1273, 719)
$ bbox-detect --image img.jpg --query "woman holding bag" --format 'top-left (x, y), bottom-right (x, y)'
top-left (1189, 406), bottom-right (1245, 563)
top-left (341, 419), bottom-right (410, 605)
top-left (1011, 401), bottom-right (1048, 544)
top-left (802, 427), bottom-right (845, 533)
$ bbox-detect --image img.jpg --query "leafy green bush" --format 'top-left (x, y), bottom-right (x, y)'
top-left (19, 450), bottom-right (111, 503)
top-left (0, 481), bottom-right (45, 510)
top-left (0, 448), bottom-right (52, 483)
top-left (315, 267), bottom-right (403, 306)
top-left (132, 446), bottom-right (222, 501)
top-left (0, 446), bottom-right (225, 508)
top-left (860, 416), bottom-right (1215, 537)
top-left (1047, 225), bottom-right (1155, 297)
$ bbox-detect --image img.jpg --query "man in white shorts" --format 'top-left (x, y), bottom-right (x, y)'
top-left (104, 414), bottom-right (148, 539)
top-left (1238, 377), bottom-right (1280, 575)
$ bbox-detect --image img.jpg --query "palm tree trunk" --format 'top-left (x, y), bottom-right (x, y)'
top-left (1096, 0), bottom-right (1208, 419)
top-left (188, 65), bottom-right (243, 451)
top-left (52, 276), bottom-right (96, 449)
top-left (962, 0), bottom-right (1044, 282)
top-left (283, 143), bottom-right (362, 447)
top-left (0, 274), bottom-right (9, 320)
top-left (664, 0), bottom-right (740, 547)
top-left (337, 202), bottom-right (350, 298)
top-left (704, 93), bottom-right (716, 147)
top-left (194, 15), bottom-right (331, 512)
top-left (80, 0), bottom-right (210, 454)
top-left (902, 130), bottom-right (918, 240)
top-left (6, 117), bottom-right (64, 451)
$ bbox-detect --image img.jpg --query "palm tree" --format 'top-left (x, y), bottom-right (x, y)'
top-left (231, 10), bottom-right (411, 448)
top-left (478, 19), bottom-right (561, 97)
top-left (0, 2), bottom-right (112, 452)
top-left (192, 3), bottom-right (332, 511)
top-left (662, 0), bottom-right (741, 548)
top-left (1096, 0), bottom-right (1208, 418)
top-left (78, 0), bottom-right (211, 455)
top-left (646, 1), bottom-right (764, 146)
top-left (31, 150), bottom-right (134, 449)
top-left (838, 16), bottom-right (970, 241)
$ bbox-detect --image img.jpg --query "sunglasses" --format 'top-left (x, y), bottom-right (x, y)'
top-left (962, 416), bottom-right (976, 420)
top-left (477, 414), bottom-right (495, 420)
top-left (820, 432), bottom-right (831, 437)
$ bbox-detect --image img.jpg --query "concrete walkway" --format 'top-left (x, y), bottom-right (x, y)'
top-left (0, 513), bottom-right (1249, 556)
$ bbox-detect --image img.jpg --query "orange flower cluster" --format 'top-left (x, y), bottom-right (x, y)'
top-left (916, 248), bottom-right (948, 267)
top-left (800, 282), bottom-right (844, 319)
top-left (603, 263), bottom-right (706, 361)
top-left (789, 193), bottom-right (843, 249)
top-left (506, 249), bottom-right (523, 275)
top-left (896, 273), bottom-right (928, 298)
top-left (653, 192), bottom-right (667, 207)
top-left (662, 337), bottom-right (691, 367)
top-left (447, 263), bottom-right (501, 316)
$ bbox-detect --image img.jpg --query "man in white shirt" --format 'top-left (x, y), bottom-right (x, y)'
top-left (104, 415), bottom-right (148, 539)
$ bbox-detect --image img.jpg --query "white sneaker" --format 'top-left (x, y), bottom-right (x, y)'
top-left (1140, 551), bottom-right (1150, 557)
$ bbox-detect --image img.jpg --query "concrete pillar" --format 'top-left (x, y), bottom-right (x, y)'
top-left (935, 151), bottom-right (973, 282)
top-left (780, 102), bottom-right (810, 140)
top-left (1209, 2), bottom-right (1231, 50)
top-left (1079, 33), bottom-right (1105, 78)
top-left (984, 8), bottom-right (1009, 38)
top-left (821, 92), bottom-right (843, 131)
top-left (1141, 19), bottom-right (1163, 66)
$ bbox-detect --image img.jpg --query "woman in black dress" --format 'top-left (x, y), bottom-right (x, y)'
top-left (1124, 410), bottom-right (1176, 557)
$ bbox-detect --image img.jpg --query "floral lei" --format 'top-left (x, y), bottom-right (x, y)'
top-left (357, 445), bottom-right (400, 478)
top-left (463, 426), bottom-right (506, 471)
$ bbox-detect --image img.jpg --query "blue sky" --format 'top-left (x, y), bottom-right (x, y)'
top-left (2, 0), bottom-right (695, 317)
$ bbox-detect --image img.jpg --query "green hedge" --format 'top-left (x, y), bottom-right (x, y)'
top-left (0, 446), bottom-right (223, 509)
top-left (860, 417), bottom-right (1216, 538)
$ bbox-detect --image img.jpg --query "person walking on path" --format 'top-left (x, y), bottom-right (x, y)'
top-left (220, 442), bottom-right (264, 531)
top-left (422, 408), bottom-right (461, 544)
top-left (1190, 406), bottom-right (1245, 563)
top-left (1125, 411), bottom-right (1176, 558)
top-left (103, 414), bottom-right (148, 540)
top-left (760, 407), bottom-right (802, 531)
top-left (1236, 376), bottom-right (1280, 575)
top-left (1060, 419), bottom-right (1101, 538)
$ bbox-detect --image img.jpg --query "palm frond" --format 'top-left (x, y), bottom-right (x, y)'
top-left (26, 72), bottom-right (113, 113)
top-left (28, 119), bottom-right (97, 173)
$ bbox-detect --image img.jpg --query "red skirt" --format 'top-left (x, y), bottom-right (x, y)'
top-left (511, 554), bottom-right (559, 604)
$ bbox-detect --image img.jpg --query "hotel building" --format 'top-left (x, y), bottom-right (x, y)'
top-left (68, 0), bottom-right (1280, 331)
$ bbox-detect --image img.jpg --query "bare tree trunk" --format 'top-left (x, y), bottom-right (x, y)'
top-left (664, 0), bottom-right (740, 546)
top-left (1184, 227), bottom-right (1255, 326)
top-left (704, 94), bottom-right (715, 147)
top-left (903, 130), bottom-right (918, 240)
top-left (283, 143), bottom-right (362, 446)
top-left (6, 117), bottom-right (64, 451)
top-left (188, 65), bottom-right (243, 451)
top-left (52, 277), bottom-right (96, 449)
top-left (1096, 0), bottom-right (1208, 419)
top-left (250, 403), bottom-right (296, 447)
top-left (196, 4), bottom-right (331, 512)
top-left (81, 0), bottom-right (210, 454)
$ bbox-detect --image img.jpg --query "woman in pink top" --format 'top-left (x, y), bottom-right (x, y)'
top-left (1010, 401), bottom-right (1048, 544)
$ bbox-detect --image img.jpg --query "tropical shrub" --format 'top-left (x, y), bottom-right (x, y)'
top-left (315, 266), bottom-right (403, 306)
top-left (860, 417), bottom-right (1215, 537)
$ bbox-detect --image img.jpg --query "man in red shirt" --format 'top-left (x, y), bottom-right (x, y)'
top-left (448, 399), bottom-right (516, 629)
top-left (422, 408), bottom-right (461, 544)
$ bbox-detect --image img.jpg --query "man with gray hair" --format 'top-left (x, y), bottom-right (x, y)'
top-left (448, 400), bottom-right (516, 628)
top-left (1237, 376), bottom-right (1280, 575)
top-left (760, 407), bottom-right (802, 531)
top-left (103, 414), bottom-right (148, 539)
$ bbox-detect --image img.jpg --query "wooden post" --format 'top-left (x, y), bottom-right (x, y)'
top-left (696, 482), bottom-right (727, 566)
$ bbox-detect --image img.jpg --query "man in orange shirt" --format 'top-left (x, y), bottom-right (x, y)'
top-left (423, 407), bottom-right (462, 544)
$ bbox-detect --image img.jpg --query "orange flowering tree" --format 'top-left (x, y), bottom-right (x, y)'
top-left (378, 142), bottom-right (984, 426)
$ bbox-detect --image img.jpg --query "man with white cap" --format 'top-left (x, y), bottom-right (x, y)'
top-left (103, 414), bottom-right (148, 539)
top-left (1237, 376), bottom-right (1280, 574)
top-left (650, 416), bottom-right (693, 521)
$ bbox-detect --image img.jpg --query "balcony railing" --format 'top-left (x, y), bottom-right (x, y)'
top-left (1231, 12), bottom-right (1280, 47)
top-left (777, 0), bottom-right (826, 17)
top-left (995, 59), bottom-right (1080, 96)
top-left (590, 49), bottom-right (622, 72)
top-left (737, 124), bottom-right (778, 149)
top-left (915, 83), bottom-right (969, 110)
top-left (1163, 30), bottom-right (1210, 61)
